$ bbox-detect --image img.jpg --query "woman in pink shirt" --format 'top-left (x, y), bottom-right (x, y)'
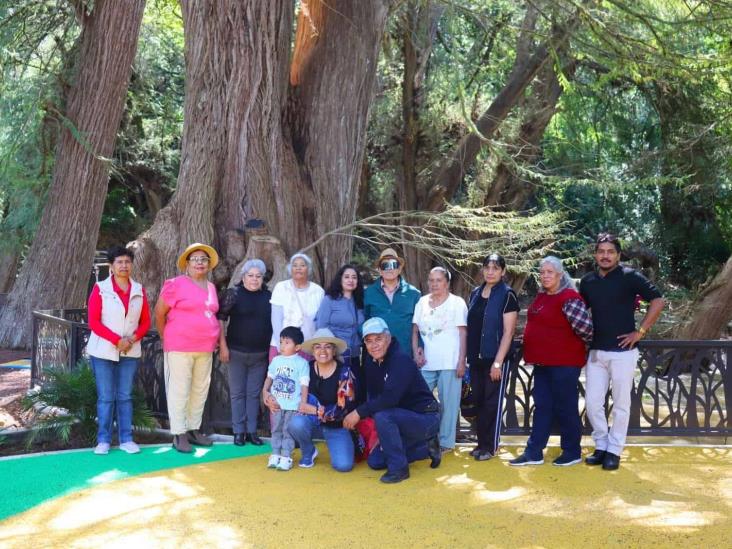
top-left (154, 243), bottom-right (222, 453)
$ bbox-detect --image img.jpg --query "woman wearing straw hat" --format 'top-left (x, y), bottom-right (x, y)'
top-left (287, 328), bottom-right (357, 472)
top-left (154, 243), bottom-right (223, 453)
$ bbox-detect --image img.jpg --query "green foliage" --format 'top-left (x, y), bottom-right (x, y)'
top-left (22, 360), bottom-right (155, 448)
top-left (0, 1), bottom-right (77, 254)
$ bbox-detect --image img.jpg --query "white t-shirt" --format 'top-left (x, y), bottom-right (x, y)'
top-left (412, 293), bottom-right (468, 371)
top-left (270, 279), bottom-right (324, 342)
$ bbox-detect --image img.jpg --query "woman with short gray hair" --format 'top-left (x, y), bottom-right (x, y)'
top-left (269, 253), bottom-right (324, 360)
top-left (218, 258), bottom-right (272, 446)
top-left (509, 255), bottom-right (592, 467)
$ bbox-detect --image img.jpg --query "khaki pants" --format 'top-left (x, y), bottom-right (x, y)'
top-left (164, 351), bottom-right (213, 435)
top-left (585, 348), bottom-right (639, 455)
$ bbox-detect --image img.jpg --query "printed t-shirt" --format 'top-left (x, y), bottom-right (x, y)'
top-left (412, 293), bottom-right (468, 371)
top-left (267, 354), bottom-right (310, 411)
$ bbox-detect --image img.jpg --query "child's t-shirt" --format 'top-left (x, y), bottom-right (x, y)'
top-left (267, 354), bottom-right (310, 411)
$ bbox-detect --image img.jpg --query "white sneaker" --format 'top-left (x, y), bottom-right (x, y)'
top-left (267, 454), bottom-right (281, 468)
top-left (94, 442), bottom-right (110, 455)
top-left (119, 441), bottom-right (141, 454)
top-left (276, 456), bottom-right (293, 471)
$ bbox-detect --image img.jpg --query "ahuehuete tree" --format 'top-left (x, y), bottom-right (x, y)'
top-left (0, 0), bottom-right (145, 348)
top-left (132, 0), bottom-right (392, 298)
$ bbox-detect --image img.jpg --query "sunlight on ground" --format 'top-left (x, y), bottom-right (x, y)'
top-left (1, 445), bottom-right (731, 548)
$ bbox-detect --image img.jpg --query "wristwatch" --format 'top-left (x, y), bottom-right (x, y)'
top-left (638, 326), bottom-right (648, 337)
top-left (492, 362), bottom-right (501, 370)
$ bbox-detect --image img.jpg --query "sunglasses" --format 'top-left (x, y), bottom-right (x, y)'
top-left (188, 256), bottom-right (210, 264)
top-left (379, 259), bottom-right (400, 271)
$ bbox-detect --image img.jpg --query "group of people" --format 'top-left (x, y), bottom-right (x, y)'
top-left (86, 233), bottom-right (664, 483)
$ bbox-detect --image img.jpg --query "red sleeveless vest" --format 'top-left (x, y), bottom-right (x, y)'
top-left (523, 288), bottom-right (587, 367)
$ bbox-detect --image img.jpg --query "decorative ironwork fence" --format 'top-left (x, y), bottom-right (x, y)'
top-left (32, 310), bottom-right (731, 437)
top-left (502, 339), bottom-right (731, 437)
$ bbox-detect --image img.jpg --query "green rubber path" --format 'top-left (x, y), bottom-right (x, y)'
top-left (0, 442), bottom-right (270, 521)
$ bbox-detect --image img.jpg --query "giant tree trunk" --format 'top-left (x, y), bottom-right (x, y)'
top-left (676, 255), bottom-right (732, 339)
top-left (134, 0), bottom-right (391, 295)
top-left (0, 0), bottom-right (145, 348)
top-left (133, 0), bottom-right (293, 296)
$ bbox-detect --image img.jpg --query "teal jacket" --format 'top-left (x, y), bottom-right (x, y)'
top-left (363, 277), bottom-right (421, 357)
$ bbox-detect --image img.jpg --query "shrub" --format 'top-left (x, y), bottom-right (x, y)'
top-left (22, 359), bottom-right (155, 448)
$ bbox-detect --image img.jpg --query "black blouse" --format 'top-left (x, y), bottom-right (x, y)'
top-left (218, 285), bottom-right (272, 353)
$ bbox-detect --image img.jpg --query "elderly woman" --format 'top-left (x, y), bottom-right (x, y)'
top-left (154, 243), bottom-right (222, 454)
top-left (218, 259), bottom-right (272, 446)
top-left (286, 328), bottom-right (357, 472)
top-left (509, 256), bottom-right (593, 467)
top-left (269, 253), bottom-right (324, 360)
top-left (316, 264), bottom-right (365, 401)
top-left (411, 267), bottom-right (467, 452)
top-left (87, 246), bottom-right (151, 455)
top-left (466, 253), bottom-right (519, 461)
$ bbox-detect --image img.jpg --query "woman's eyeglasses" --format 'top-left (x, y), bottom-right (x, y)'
top-left (188, 256), bottom-right (210, 264)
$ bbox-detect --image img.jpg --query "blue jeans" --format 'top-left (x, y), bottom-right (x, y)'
top-left (525, 366), bottom-right (582, 460)
top-left (90, 355), bottom-right (139, 444)
top-left (367, 408), bottom-right (440, 473)
top-left (287, 414), bottom-right (354, 472)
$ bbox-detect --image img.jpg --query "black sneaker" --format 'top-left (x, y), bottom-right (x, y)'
top-left (585, 449), bottom-right (607, 466)
top-left (508, 453), bottom-right (544, 466)
top-left (552, 454), bottom-right (582, 467)
top-left (474, 450), bottom-right (493, 461)
top-left (380, 468), bottom-right (410, 483)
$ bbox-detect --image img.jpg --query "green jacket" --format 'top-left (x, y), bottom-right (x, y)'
top-left (363, 277), bottom-right (421, 357)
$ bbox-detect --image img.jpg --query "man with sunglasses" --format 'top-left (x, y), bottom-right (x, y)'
top-left (363, 248), bottom-right (421, 357)
top-left (579, 233), bottom-right (665, 470)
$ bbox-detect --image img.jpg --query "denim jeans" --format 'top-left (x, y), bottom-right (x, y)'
top-left (90, 355), bottom-right (139, 444)
top-left (525, 366), bottom-right (582, 461)
top-left (367, 408), bottom-right (440, 473)
top-left (288, 414), bottom-right (355, 472)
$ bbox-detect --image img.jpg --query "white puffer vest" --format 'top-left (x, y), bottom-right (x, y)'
top-left (86, 276), bottom-right (145, 361)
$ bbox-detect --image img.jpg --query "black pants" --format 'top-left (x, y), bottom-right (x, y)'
top-left (469, 358), bottom-right (508, 454)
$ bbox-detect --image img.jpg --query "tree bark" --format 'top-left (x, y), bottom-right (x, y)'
top-left (677, 255), bottom-right (732, 339)
top-left (0, 249), bottom-right (20, 294)
top-left (134, 0), bottom-right (391, 295)
top-left (0, 0), bottom-right (145, 348)
top-left (283, 0), bottom-right (391, 280)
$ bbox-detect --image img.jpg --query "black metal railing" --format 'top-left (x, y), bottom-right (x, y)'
top-left (32, 310), bottom-right (731, 438)
top-left (502, 339), bottom-right (732, 437)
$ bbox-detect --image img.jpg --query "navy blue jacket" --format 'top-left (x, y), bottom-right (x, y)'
top-left (356, 339), bottom-right (437, 418)
top-left (468, 281), bottom-right (512, 361)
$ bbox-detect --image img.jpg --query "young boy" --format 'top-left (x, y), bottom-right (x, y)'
top-left (262, 326), bottom-right (310, 471)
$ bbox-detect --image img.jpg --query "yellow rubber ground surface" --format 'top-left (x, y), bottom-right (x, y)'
top-left (1, 445), bottom-right (731, 548)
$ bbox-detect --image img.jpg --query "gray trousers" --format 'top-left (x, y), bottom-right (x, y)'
top-left (270, 409), bottom-right (296, 457)
top-left (227, 350), bottom-right (268, 434)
